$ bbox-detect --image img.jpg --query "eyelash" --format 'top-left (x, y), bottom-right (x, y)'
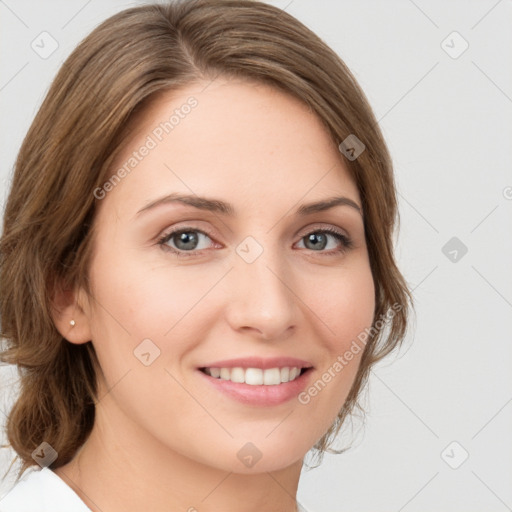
top-left (157, 226), bottom-right (353, 258)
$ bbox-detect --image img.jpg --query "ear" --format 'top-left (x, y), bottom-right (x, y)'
top-left (50, 279), bottom-right (93, 345)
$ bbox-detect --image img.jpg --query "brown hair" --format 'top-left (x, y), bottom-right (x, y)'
top-left (0, 0), bottom-right (412, 481)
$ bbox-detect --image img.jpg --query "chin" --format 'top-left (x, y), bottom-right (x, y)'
top-left (204, 435), bottom-right (313, 475)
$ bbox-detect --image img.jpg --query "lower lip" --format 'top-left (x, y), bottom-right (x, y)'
top-left (198, 369), bottom-right (313, 406)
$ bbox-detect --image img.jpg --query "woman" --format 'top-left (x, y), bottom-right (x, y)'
top-left (0, 1), bottom-right (411, 510)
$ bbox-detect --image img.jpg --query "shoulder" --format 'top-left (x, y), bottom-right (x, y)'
top-left (0, 467), bottom-right (91, 512)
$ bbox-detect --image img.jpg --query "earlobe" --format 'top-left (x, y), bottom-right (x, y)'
top-left (50, 280), bottom-right (92, 345)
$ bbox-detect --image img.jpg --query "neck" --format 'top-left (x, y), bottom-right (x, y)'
top-left (54, 394), bottom-right (304, 512)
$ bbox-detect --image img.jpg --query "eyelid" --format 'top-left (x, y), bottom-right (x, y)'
top-left (156, 220), bottom-right (219, 242)
top-left (158, 225), bottom-right (220, 250)
top-left (156, 221), bottom-right (353, 257)
top-left (157, 222), bottom-right (349, 242)
top-left (294, 225), bottom-right (353, 252)
top-left (295, 222), bottom-right (349, 239)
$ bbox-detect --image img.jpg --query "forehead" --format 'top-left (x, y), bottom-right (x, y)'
top-left (99, 78), bottom-right (360, 219)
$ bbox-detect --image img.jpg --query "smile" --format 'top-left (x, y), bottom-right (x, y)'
top-left (198, 357), bottom-right (314, 406)
top-left (200, 366), bottom-right (306, 385)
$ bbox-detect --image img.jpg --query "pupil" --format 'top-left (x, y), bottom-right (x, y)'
top-left (305, 233), bottom-right (326, 250)
top-left (175, 232), bottom-right (198, 250)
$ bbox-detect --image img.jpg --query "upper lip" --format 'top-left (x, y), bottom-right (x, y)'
top-left (199, 357), bottom-right (313, 370)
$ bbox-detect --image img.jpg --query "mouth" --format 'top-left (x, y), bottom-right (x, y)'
top-left (199, 366), bottom-right (310, 385)
top-left (197, 357), bottom-right (314, 406)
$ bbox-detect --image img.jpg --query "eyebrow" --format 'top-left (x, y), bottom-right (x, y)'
top-left (135, 193), bottom-right (362, 217)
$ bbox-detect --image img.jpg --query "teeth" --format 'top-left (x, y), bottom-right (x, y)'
top-left (203, 366), bottom-right (304, 385)
top-left (263, 368), bottom-right (280, 385)
top-left (245, 368), bottom-right (263, 385)
top-left (230, 367), bottom-right (245, 383)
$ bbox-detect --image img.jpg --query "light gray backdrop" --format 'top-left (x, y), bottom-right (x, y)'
top-left (0, 1), bottom-right (511, 511)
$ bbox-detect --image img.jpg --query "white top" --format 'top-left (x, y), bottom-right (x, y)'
top-left (0, 467), bottom-right (91, 512)
top-left (0, 466), bottom-right (312, 512)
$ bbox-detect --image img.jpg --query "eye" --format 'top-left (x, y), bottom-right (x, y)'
top-left (158, 228), bottom-right (216, 255)
top-left (157, 226), bottom-right (352, 258)
top-left (296, 228), bottom-right (352, 254)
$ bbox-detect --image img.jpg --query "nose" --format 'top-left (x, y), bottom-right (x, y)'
top-left (224, 247), bottom-right (298, 341)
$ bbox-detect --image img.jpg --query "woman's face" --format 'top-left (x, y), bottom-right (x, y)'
top-left (81, 78), bottom-right (375, 473)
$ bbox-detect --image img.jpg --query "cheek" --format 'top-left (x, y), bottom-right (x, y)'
top-left (87, 249), bottom-right (225, 368)
top-left (294, 258), bottom-right (374, 428)
top-left (305, 257), bottom-right (376, 351)
top-left (85, 253), bottom-right (213, 430)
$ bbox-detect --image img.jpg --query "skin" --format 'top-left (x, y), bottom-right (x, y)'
top-left (52, 78), bottom-right (375, 512)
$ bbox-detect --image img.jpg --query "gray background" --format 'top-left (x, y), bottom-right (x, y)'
top-left (1, 1), bottom-right (511, 511)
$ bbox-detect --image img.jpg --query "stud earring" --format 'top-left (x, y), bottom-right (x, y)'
top-left (70, 320), bottom-right (76, 327)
